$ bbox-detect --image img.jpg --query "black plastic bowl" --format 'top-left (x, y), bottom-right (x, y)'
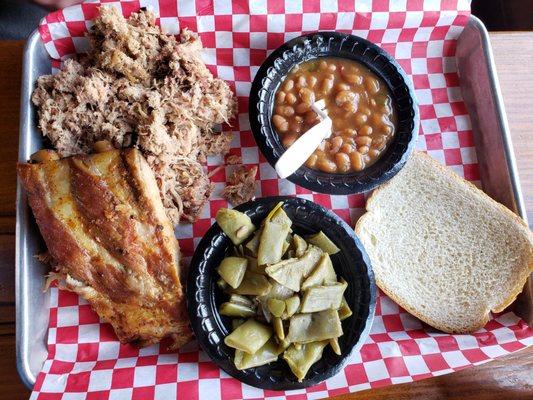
top-left (187, 196), bottom-right (376, 390)
top-left (249, 32), bottom-right (419, 194)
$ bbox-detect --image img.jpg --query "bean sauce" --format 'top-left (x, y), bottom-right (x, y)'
top-left (272, 57), bottom-right (397, 173)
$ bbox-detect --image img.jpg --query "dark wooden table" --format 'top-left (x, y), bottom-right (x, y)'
top-left (0, 33), bottom-right (532, 399)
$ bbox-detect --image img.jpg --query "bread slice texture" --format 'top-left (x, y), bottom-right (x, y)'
top-left (355, 151), bottom-right (533, 333)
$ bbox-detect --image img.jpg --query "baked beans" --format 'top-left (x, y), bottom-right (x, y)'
top-left (272, 57), bottom-right (396, 173)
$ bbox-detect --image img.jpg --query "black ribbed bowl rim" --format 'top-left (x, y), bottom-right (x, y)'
top-left (187, 196), bottom-right (376, 390)
top-left (249, 32), bottom-right (419, 194)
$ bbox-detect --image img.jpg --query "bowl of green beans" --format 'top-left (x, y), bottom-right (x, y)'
top-left (187, 196), bottom-right (376, 390)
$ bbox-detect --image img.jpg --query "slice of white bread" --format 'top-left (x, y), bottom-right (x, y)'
top-left (355, 151), bottom-right (533, 333)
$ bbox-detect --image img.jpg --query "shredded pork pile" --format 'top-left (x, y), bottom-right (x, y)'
top-left (32, 7), bottom-right (236, 223)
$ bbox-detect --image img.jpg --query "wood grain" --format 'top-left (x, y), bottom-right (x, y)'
top-left (0, 32), bottom-right (532, 399)
top-left (0, 41), bottom-right (21, 219)
top-left (490, 32), bottom-right (533, 225)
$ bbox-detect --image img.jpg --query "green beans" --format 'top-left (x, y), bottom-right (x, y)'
top-left (338, 296), bottom-right (353, 321)
top-left (257, 280), bottom-right (294, 321)
top-left (292, 234), bottom-right (308, 257)
top-left (286, 309), bottom-right (343, 343)
top-left (273, 317), bottom-right (285, 340)
top-left (247, 256), bottom-right (266, 275)
top-left (232, 271), bottom-right (272, 296)
top-left (300, 281), bottom-right (347, 313)
top-left (217, 257), bottom-right (247, 289)
top-left (284, 296), bottom-right (300, 319)
top-left (216, 203), bottom-right (350, 382)
top-left (282, 238), bottom-right (291, 257)
top-left (329, 338), bottom-right (341, 355)
top-left (219, 302), bottom-right (256, 317)
top-left (216, 208), bottom-right (255, 245)
top-left (283, 341), bottom-right (328, 382)
top-left (264, 245), bottom-right (323, 291)
top-left (257, 220), bottom-right (291, 265)
top-left (234, 339), bottom-right (280, 370)
top-left (267, 298), bottom-right (286, 318)
top-left (244, 230), bottom-right (261, 257)
top-left (306, 231), bottom-right (340, 255)
top-left (301, 253), bottom-right (337, 290)
top-left (269, 205), bottom-right (292, 228)
top-left (224, 318), bottom-right (273, 354)
top-left (229, 294), bottom-right (254, 307)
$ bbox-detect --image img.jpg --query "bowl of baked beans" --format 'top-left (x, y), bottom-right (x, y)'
top-left (249, 32), bottom-right (419, 194)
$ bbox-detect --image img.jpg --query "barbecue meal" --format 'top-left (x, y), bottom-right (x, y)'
top-left (272, 57), bottom-right (396, 173)
top-left (32, 7), bottom-right (236, 224)
top-left (215, 203), bottom-right (351, 381)
top-left (18, 146), bottom-right (192, 348)
top-left (356, 151), bottom-right (533, 333)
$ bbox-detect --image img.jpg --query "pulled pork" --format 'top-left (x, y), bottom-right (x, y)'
top-left (32, 7), bottom-right (236, 223)
top-left (223, 165), bottom-right (258, 206)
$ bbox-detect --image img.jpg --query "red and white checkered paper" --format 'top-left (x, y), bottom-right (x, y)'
top-left (30, 1), bottom-right (532, 399)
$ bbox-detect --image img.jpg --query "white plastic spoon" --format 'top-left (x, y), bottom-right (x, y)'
top-left (274, 100), bottom-right (332, 179)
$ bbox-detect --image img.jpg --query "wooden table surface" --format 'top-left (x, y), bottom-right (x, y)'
top-left (0, 32), bottom-right (532, 399)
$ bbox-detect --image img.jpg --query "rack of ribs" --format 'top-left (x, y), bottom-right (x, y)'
top-left (18, 147), bottom-right (192, 348)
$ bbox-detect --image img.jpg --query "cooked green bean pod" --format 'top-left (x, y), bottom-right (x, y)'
top-left (284, 296), bottom-right (300, 319)
top-left (306, 231), bottom-right (340, 255)
top-left (338, 296), bottom-right (353, 321)
top-left (267, 298), bottom-right (286, 318)
top-left (216, 208), bottom-right (255, 245)
top-left (244, 230), bottom-right (261, 256)
top-left (234, 338), bottom-right (280, 370)
top-left (247, 256), bottom-right (266, 275)
top-left (264, 245), bottom-right (323, 291)
top-left (232, 271), bottom-right (272, 296)
top-left (217, 257), bottom-right (248, 289)
top-left (292, 234), bottom-right (308, 257)
top-left (301, 253), bottom-right (337, 290)
top-left (286, 309), bottom-right (342, 343)
top-left (264, 202), bottom-right (284, 223)
top-left (273, 317), bottom-right (285, 340)
top-left (262, 280), bottom-right (294, 300)
top-left (329, 338), bottom-right (341, 355)
top-left (257, 220), bottom-right (292, 265)
top-left (277, 338), bottom-right (291, 353)
top-left (224, 318), bottom-right (273, 354)
top-left (283, 341), bottom-right (329, 382)
top-left (257, 280), bottom-right (294, 322)
top-left (270, 206), bottom-right (292, 228)
top-left (300, 281), bottom-right (347, 313)
top-left (219, 302), bottom-right (256, 317)
top-left (229, 294), bottom-right (254, 307)
top-left (282, 239), bottom-right (291, 257)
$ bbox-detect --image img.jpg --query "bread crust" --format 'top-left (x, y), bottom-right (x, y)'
top-left (355, 151), bottom-right (533, 333)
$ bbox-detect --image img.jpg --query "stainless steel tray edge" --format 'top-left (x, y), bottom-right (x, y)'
top-left (16, 29), bottom-right (51, 389)
top-left (457, 16), bottom-right (532, 324)
top-left (460, 16), bottom-right (527, 223)
top-left (16, 16), bottom-right (529, 389)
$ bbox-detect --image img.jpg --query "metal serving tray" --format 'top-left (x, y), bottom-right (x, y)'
top-left (15, 16), bottom-right (528, 388)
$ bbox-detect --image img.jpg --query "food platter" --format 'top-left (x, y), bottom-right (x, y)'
top-left (16, 13), bottom-right (530, 392)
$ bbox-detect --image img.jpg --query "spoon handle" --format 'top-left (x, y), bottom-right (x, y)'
top-left (274, 118), bottom-right (332, 179)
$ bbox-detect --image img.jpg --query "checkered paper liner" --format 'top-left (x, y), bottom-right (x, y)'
top-left (29, 1), bottom-right (532, 399)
